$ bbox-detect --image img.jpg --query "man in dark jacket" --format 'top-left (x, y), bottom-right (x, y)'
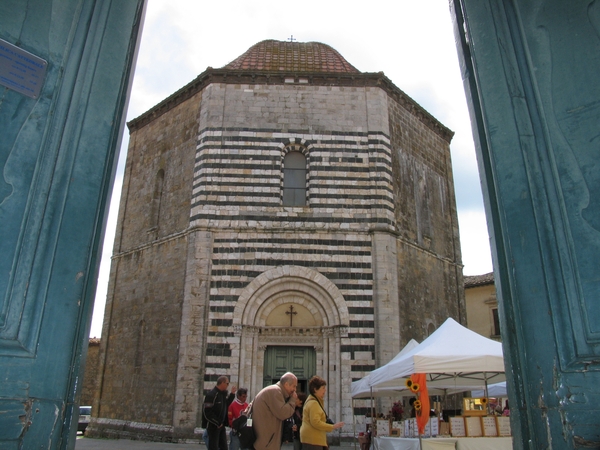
top-left (204, 376), bottom-right (237, 450)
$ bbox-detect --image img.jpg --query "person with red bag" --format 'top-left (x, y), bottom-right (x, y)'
top-left (229, 388), bottom-right (249, 450)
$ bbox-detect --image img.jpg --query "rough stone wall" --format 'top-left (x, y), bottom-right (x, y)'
top-left (396, 242), bottom-right (463, 341)
top-left (388, 96), bottom-right (458, 256)
top-left (80, 339), bottom-right (100, 407)
top-left (388, 93), bottom-right (465, 340)
top-left (114, 91), bottom-right (201, 251)
top-left (92, 92), bottom-right (201, 431)
top-left (96, 238), bottom-right (187, 424)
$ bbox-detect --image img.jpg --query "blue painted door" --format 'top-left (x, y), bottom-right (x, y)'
top-left (451, 0), bottom-right (600, 447)
top-left (0, 1), bottom-right (145, 448)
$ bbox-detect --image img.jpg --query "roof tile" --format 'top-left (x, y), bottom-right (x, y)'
top-left (223, 39), bottom-right (360, 74)
top-left (464, 272), bottom-right (495, 288)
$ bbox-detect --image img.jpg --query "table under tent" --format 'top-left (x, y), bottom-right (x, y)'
top-left (350, 318), bottom-right (509, 449)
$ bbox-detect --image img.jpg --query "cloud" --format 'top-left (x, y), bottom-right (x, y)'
top-left (458, 210), bottom-right (493, 276)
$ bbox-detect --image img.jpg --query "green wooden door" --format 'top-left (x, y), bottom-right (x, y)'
top-left (452, 0), bottom-right (600, 446)
top-left (263, 346), bottom-right (315, 392)
top-left (0, 1), bottom-right (144, 448)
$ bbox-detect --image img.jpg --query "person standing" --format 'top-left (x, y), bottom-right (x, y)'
top-left (300, 376), bottom-right (344, 450)
top-left (291, 392), bottom-right (306, 450)
top-left (252, 372), bottom-right (298, 450)
top-left (204, 376), bottom-right (237, 450)
top-left (228, 388), bottom-right (249, 450)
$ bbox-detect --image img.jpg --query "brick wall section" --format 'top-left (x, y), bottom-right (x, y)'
top-left (93, 92), bottom-right (201, 429)
top-left (388, 89), bottom-right (466, 337)
top-left (389, 94), bottom-right (458, 254)
top-left (396, 242), bottom-right (464, 340)
top-left (96, 238), bottom-right (187, 424)
top-left (114, 91), bottom-right (201, 252)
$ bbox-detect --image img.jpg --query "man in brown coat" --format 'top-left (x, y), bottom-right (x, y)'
top-left (252, 372), bottom-right (298, 450)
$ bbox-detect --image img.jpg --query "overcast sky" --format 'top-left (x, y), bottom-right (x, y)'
top-left (89, 0), bottom-right (493, 338)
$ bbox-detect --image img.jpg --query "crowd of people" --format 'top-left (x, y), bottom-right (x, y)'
top-left (203, 373), bottom-right (344, 450)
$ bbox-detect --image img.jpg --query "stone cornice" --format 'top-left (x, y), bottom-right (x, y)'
top-left (127, 68), bottom-right (454, 143)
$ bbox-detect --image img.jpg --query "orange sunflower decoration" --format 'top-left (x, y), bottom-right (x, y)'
top-left (410, 373), bottom-right (430, 436)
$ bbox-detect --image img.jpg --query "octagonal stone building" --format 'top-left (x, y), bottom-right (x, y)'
top-left (89, 39), bottom-right (465, 441)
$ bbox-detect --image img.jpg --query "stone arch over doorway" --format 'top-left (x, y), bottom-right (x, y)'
top-left (234, 265), bottom-right (349, 328)
top-left (232, 265), bottom-right (349, 405)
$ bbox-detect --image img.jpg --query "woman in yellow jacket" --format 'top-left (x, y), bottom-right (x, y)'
top-left (300, 376), bottom-right (344, 450)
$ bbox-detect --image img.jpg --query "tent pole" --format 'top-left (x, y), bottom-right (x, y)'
top-left (370, 387), bottom-right (374, 423)
top-left (352, 398), bottom-right (357, 450)
top-left (443, 389), bottom-right (447, 425)
top-left (484, 372), bottom-right (490, 414)
top-left (484, 372), bottom-right (489, 397)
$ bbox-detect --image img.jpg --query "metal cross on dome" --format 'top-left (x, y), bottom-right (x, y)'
top-left (287, 35), bottom-right (297, 42)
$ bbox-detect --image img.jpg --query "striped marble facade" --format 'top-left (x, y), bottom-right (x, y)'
top-left (92, 41), bottom-right (464, 441)
top-left (191, 122), bottom-right (396, 413)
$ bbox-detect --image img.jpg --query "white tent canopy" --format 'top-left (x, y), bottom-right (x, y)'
top-left (351, 339), bottom-right (419, 399)
top-left (472, 381), bottom-right (507, 398)
top-left (351, 318), bottom-right (505, 398)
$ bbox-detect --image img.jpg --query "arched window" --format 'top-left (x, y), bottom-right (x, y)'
top-left (427, 321), bottom-right (436, 337)
top-left (283, 151), bottom-right (306, 206)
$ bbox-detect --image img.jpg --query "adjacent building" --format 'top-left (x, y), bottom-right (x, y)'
top-left (464, 272), bottom-right (500, 341)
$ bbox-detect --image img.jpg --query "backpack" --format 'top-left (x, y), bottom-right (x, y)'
top-left (281, 417), bottom-right (294, 443)
top-left (232, 405), bottom-right (256, 449)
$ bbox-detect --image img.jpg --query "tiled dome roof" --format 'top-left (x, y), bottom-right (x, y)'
top-left (223, 39), bottom-right (360, 73)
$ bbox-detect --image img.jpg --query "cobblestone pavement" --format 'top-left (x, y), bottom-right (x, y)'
top-left (76, 436), bottom-right (358, 450)
top-left (76, 436), bottom-right (202, 449)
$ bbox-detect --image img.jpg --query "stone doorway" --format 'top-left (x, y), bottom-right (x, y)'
top-left (233, 266), bottom-right (349, 412)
